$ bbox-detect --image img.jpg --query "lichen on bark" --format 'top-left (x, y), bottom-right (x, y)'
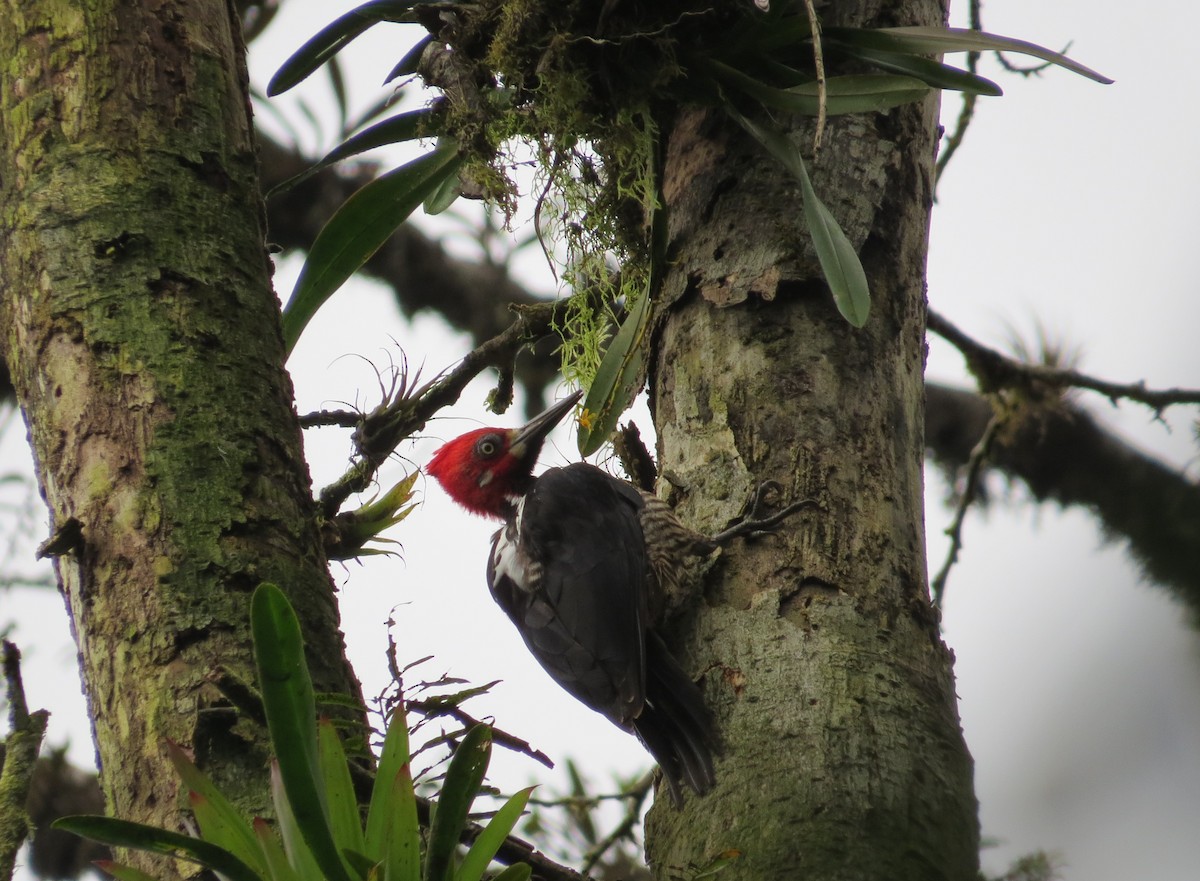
top-left (0, 1), bottom-right (364, 870)
top-left (641, 2), bottom-right (978, 878)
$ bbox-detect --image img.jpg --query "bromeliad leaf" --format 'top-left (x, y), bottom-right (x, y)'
top-left (268, 1), bottom-right (427, 96)
top-left (576, 290), bottom-right (652, 457)
top-left (729, 110), bottom-right (870, 327)
top-left (253, 818), bottom-right (304, 881)
top-left (283, 144), bottom-right (462, 354)
top-left (364, 706), bottom-right (413, 857)
top-left (188, 792), bottom-right (269, 878)
top-left (425, 725), bottom-right (492, 881)
top-left (167, 742), bottom-right (266, 875)
top-left (270, 761), bottom-right (325, 881)
top-left (53, 817), bottom-right (262, 881)
top-left (317, 719), bottom-right (368, 863)
top-left (252, 584), bottom-right (321, 792)
top-left (382, 764), bottom-right (421, 881)
top-left (252, 584), bottom-right (355, 881)
top-left (825, 26), bottom-right (1113, 84)
top-left (454, 787), bottom-right (534, 881)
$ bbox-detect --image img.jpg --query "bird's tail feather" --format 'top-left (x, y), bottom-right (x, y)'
top-left (633, 633), bottom-right (720, 805)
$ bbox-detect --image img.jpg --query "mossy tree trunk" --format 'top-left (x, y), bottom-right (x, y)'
top-left (1, 0), bottom-right (980, 877)
top-left (0, 1), bottom-right (362, 873)
top-left (643, 1), bottom-right (979, 878)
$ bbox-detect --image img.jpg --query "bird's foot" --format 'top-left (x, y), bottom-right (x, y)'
top-left (711, 481), bottom-right (821, 544)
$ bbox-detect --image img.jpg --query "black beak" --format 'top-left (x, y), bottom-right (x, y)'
top-left (509, 390), bottom-right (583, 460)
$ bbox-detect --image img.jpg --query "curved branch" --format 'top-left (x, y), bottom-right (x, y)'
top-left (318, 300), bottom-right (569, 517)
top-left (928, 310), bottom-right (1200, 411)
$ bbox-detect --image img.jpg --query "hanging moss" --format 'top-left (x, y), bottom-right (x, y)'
top-left (428, 0), bottom-right (734, 386)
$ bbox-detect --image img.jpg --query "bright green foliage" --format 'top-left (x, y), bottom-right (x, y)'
top-left (266, 1), bottom-right (433, 96)
top-left (282, 146), bottom-right (462, 355)
top-left (54, 584), bottom-right (534, 881)
top-left (270, 0), bottom-right (1110, 449)
top-left (576, 287), bottom-right (652, 456)
top-left (725, 110), bottom-right (870, 327)
top-left (328, 471), bottom-right (419, 560)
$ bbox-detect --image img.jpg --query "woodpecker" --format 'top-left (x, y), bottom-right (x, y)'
top-left (426, 390), bottom-right (720, 802)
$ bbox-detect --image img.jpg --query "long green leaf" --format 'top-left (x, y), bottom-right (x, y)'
top-left (271, 761), bottom-right (325, 881)
top-left (825, 26), bottom-right (1113, 84)
top-left (364, 713), bottom-right (429, 881)
top-left (252, 585), bottom-right (319, 780)
top-left (729, 111), bottom-right (870, 327)
top-left (423, 167), bottom-right (461, 215)
top-left (383, 765), bottom-right (421, 881)
top-left (425, 725), bottom-right (492, 881)
top-left (707, 60), bottom-right (934, 113)
top-left (385, 33), bottom-right (435, 84)
top-left (333, 108), bottom-right (437, 158)
top-left (487, 866), bottom-right (531, 881)
top-left (268, 109), bottom-right (440, 198)
top-left (282, 145), bottom-right (462, 354)
top-left (268, 1), bottom-right (423, 96)
top-left (365, 705), bottom-right (413, 856)
top-left (53, 816), bottom-right (262, 881)
top-left (252, 818), bottom-right (305, 881)
top-left (189, 792), bottom-right (270, 879)
top-left (576, 290), bottom-right (652, 456)
top-left (167, 742), bottom-right (266, 875)
top-left (787, 74), bottom-right (937, 105)
top-left (823, 43), bottom-right (1002, 95)
top-left (453, 788), bottom-right (533, 881)
top-left (317, 719), bottom-right (368, 863)
top-left (794, 156), bottom-right (870, 328)
top-left (252, 585), bottom-right (354, 881)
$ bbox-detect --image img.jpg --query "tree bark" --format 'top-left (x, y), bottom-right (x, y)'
top-left (0, 1), bottom-right (363, 872)
top-left (643, 2), bottom-right (978, 878)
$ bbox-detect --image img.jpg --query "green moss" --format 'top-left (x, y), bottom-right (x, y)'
top-left (434, 0), bottom-right (691, 387)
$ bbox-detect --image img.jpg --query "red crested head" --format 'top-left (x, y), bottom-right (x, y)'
top-left (427, 391), bottom-right (582, 520)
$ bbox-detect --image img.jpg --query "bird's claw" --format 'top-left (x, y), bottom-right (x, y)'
top-left (711, 481), bottom-right (820, 544)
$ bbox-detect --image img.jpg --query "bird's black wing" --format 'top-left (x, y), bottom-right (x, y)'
top-left (487, 462), bottom-right (648, 727)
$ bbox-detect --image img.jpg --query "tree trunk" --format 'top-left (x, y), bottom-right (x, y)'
top-left (0, 1), bottom-right (362, 872)
top-left (644, 1), bottom-right (979, 878)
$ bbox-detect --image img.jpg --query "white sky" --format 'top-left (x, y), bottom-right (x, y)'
top-left (4, 1), bottom-right (1200, 879)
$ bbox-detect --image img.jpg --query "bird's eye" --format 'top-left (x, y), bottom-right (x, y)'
top-left (475, 434), bottom-right (503, 458)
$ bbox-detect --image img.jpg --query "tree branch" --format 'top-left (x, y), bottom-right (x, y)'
top-left (928, 309), bottom-right (1200, 412)
top-left (579, 773), bottom-right (653, 876)
top-left (930, 413), bottom-right (1004, 608)
top-left (1, 642), bottom-right (50, 881)
top-left (318, 299), bottom-right (570, 518)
